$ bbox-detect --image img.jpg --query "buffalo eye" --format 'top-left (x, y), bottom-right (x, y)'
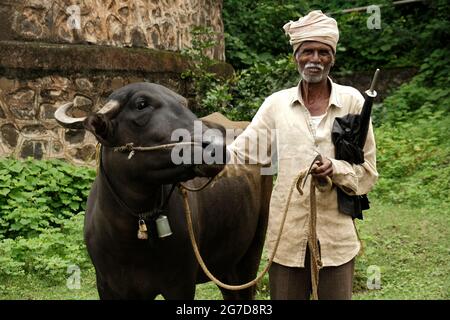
top-left (136, 100), bottom-right (148, 111)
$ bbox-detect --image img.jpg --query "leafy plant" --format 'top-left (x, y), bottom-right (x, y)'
top-left (226, 55), bottom-right (299, 121)
top-left (370, 46), bottom-right (450, 207)
top-left (181, 25), bottom-right (300, 120)
top-left (0, 213), bottom-right (92, 281)
top-left (0, 158), bottom-right (95, 281)
top-left (0, 158), bottom-right (95, 239)
top-left (181, 26), bottom-right (223, 113)
top-left (223, 0), bottom-right (307, 68)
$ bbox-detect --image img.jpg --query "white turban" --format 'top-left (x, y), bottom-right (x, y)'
top-left (283, 10), bottom-right (339, 54)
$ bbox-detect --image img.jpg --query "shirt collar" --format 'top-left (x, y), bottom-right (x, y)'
top-left (290, 77), bottom-right (342, 108)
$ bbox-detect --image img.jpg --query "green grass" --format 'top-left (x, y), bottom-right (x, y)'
top-left (352, 200), bottom-right (450, 300)
top-left (0, 270), bottom-right (98, 300)
top-left (0, 198), bottom-right (448, 300)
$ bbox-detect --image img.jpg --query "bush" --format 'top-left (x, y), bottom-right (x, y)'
top-left (182, 27), bottom-right (299, 120)
top-left (371, 46), bottom-right (450, 207)
top-left (0, 158), bottom-right (95, 239)
top-left (227, 56), bottom-right (299, 120)
top-left (223, 0), bottom-right (308, 68)
top-left (224, 0), bottom-right (450, 73)
top-left (202, 55), bottom-right (299, 121)
top-left (0, 158), bottom-right (95, 280)
top-left (373, 107), bottom-right (449, 207)
top-left (0, 213), bottom-right (92, 281)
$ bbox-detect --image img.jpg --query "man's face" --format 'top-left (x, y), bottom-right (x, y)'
top-left (295, 41), bottom-right (335, 83)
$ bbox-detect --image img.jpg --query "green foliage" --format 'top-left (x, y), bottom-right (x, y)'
top-left (226, 56), bottom-right (299, 121)
top-left (0, 159), bottom-right (95, 281)
top-left (0, 213), bottom-right (91, 281)
top-left (182, 27), bottom-right (299, 120)
top-left (193, 54), bottom-right (299, 120)
top-left (373, 84), bottom-right (450, 128)
top-left (370, 45), bottom-right (450, 206)
top-left (223, 0), bottom-right (308, 68)
top-left (414, 48), bottom-right (450, 88)
top-left (201, 82), bottom-right (234, 117)
top-left (0, 158), bottom-right (95, 239)
top-left (224, 0), bottom-right (450, 73)
top-left (328, 1), bottom-right (423, 72)
top-left (181, 26), bottom-right (222, 112)
top-left (373, 110), bottom-right (449, 206)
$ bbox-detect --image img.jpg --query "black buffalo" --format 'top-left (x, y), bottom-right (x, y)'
top-left (55, 82), bottom-right (271, 299)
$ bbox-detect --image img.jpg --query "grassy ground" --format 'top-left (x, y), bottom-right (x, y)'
top-left (0, 198), bottom-right (448, 300)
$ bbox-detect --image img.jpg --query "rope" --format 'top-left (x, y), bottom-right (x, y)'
top-left (179, 168), bottom-right (332, 296)
top-left (353, 219), bottom-right (364, 257)
top-left (297, 172), bottom-right (331, 299)
top-left (308, 179), bottom-right (322, 300)
top-left (179, 177), bottom-right (215, 192)
top-left (95, 143), bottom-right (101, 176)
top-left (113, 142), bottom-right (202, 159)
top-left (114, 142), bottom-right (202, 152)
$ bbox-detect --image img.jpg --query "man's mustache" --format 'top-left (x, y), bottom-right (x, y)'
top-left (305, 63), bottom-right (324, 70)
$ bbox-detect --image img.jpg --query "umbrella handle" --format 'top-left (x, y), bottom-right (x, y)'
top-left (366, 68), bottom-right (380, 98)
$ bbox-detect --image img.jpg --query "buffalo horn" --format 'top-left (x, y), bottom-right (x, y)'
top-left (54, 100), bottom-right (120, 129)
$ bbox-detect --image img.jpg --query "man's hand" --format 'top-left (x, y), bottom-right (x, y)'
top-left (311, 157), bottom-right (333, 178)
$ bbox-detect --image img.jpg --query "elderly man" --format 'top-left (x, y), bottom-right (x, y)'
top-left (222, 10), bottom-right (378, 300)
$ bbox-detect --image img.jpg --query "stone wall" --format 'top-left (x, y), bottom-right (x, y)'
top-left (0, 0), bottom-right (229, 167)
top-left (0, 0), bottom-right (224, 60)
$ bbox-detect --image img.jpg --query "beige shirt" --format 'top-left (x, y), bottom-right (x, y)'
top-left (222, 78), bottom-right (378, 267)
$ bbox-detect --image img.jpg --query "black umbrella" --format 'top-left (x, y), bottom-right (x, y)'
top-left (331, 69), bottom-right (380, 220)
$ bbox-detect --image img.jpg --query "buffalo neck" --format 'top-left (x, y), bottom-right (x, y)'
top-left (98, 148), bottom-right (168, 217)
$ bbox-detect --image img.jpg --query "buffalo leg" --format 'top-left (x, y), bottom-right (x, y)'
top-left (219, 179), bottom-right (271, 301)
top-left (96, 275), bottom-right (119, 300)
top-left (218, 270), bottom-right (256, 300)
top-left (161, 282), bottom-right (196, 300)
top-left (96, 273), bottom-right (159, 300)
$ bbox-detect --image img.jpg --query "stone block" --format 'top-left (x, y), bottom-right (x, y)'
top-left (75, 78), bottom-right (94, 92)
top-left (20, 140), bottom-right (47, 160)
top-left (22, 124), bottom-right (46, 135)
top-left (39, 103), bottom-right (57, 120)
top-left (1, 123), bottom-right (19, 148)
top-left (64, 129), bottom-right (86, 144)
top-left (69, 144), bottom-right (96, 162)
top-left (7, 89), bottom-right (36, 120)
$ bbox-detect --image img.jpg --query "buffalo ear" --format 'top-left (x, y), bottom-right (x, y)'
top-left (83, 114), bottom-right (115, 146)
